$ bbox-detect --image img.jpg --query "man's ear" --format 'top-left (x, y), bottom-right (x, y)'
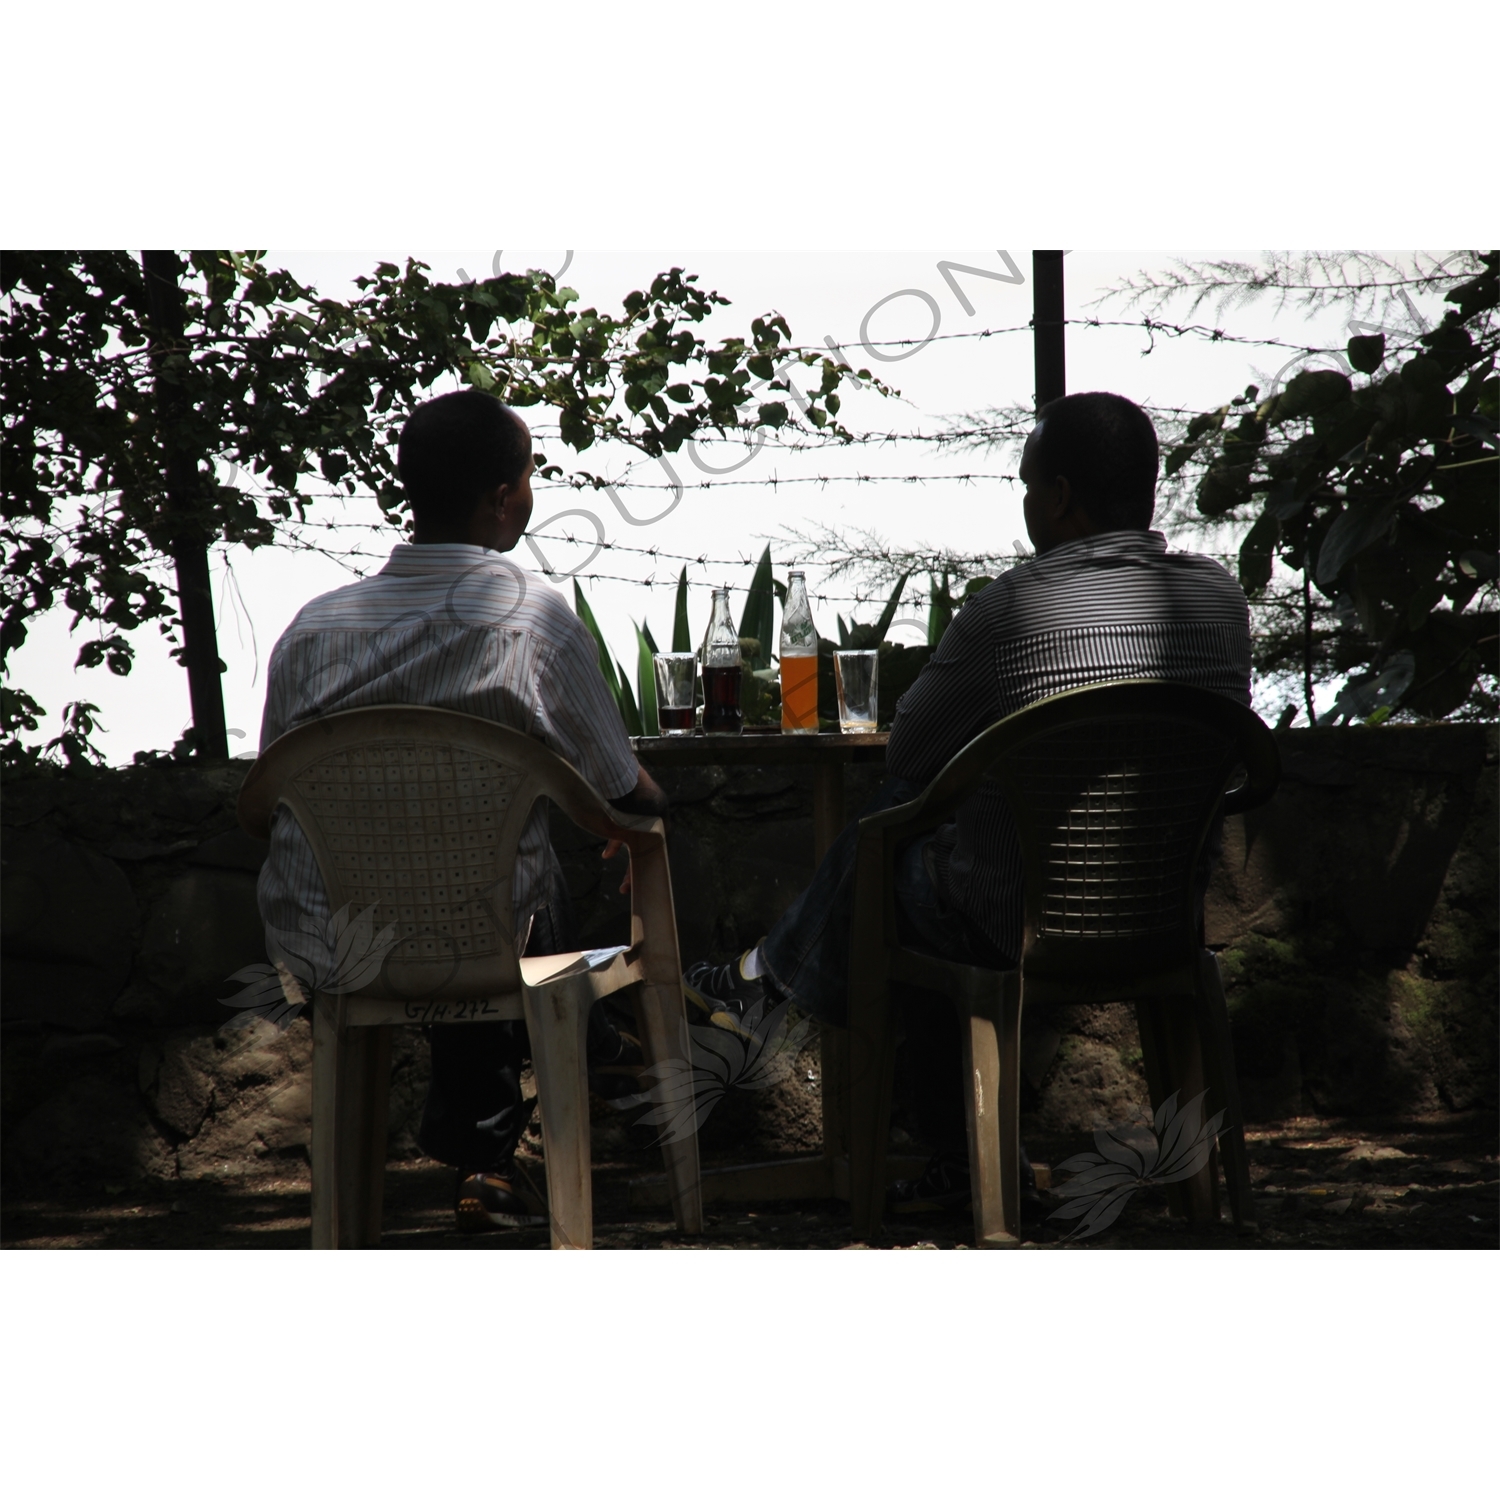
top-left (1052, 472), bottom-right (1073, 517)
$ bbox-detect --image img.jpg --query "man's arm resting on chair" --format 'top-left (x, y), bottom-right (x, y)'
top-left (603, 765), bottom-right (670, 892)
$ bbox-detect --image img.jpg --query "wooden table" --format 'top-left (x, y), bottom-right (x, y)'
top-left (627, 730), bottom-right (927, 1209)
top-left (632, 727), bottom-right (890, 862)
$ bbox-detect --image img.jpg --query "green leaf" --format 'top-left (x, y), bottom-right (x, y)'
top-left (737, 545), bottom-right (776, 670)
top-left (1185, 406), bottom-right (1227, 441)
top-left (1196, 464), bottom-right (1252, 518)
top-left (1163, 441), bottom-right (1200, 477)
top-left (1273, 369), bottom-right (1352, 422)
top-left (1238, 507), bottom-right (1279, 595)
top-left (672, 566), bottom-right (692, 652)
top-left (869, 570), bottom-right (912, 646)
top-left (1346, 333), bottom-right (1385, 375)
top-left (1315, 495), bottom-right (1403, 592)
top-left (573, 580), bottom-right (619, 691)
top-left (928, 572), bottom-right (954, 647)
top-left (614, 658), bottom-right (644, 737)
top-left (634, 624), bottom-right (657, 736)
top-left (1399, 355), bottom-right (1446, 395)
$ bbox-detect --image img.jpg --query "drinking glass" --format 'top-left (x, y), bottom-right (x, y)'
top-left (834, 650), bottom-right (879, 733)
top-left (652, 652), bottom-right (697, 736)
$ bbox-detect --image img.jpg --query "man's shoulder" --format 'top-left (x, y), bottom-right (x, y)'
top-left (273, 555), bottom-right (581, 642)
top-left (1004, 532), bottom-right (1246, 606)
top-left (275, 576), bottom-right (379, 638)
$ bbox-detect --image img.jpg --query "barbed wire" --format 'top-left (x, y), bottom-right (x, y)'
top-left (789, 316), bottom-right (1376, 359)
top-left (269, 529), bottom-right (945, 607)
top-left (111, 314), bottom-right (1384, 382)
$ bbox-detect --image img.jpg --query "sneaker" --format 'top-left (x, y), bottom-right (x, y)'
top-left (682, 952), bottom-right (765, 1038)
top-left (888, 1154), bottom-right (972, 1215)
top-left (455, 1165), bottom-right (548, 1232)
top-left (888, 1150), bottom-right (1047, 1221)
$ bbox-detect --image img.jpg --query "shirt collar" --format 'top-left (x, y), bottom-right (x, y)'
top-left (378, 543), bottom-right (521, 576)
top-left (1037, 529), bottom-right (1168, 565)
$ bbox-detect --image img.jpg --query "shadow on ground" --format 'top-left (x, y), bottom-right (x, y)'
top-left (4, 1109), bottom-right (1494, 1251)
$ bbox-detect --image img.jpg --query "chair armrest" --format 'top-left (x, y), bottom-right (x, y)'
top-left (1221, 735), bottom-right (1281, 815)
top-left (854, 783), bottom-right (963, 849)
top-left (603, 810), bottom-right (667, 850)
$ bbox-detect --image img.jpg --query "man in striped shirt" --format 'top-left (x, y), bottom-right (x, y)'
top-left (257, 390), bottom-right (668, 1230)
top-left (686, 392), bottom-right (1252, 1211)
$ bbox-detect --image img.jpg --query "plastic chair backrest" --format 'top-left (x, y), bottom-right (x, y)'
top-left (902, 681), bottom-right (1279, 986)
top-left (238, 706), bottom-right (628, 1003)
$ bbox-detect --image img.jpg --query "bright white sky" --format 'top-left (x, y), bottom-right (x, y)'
top-left (15, 247), bottom-right (1451, 763)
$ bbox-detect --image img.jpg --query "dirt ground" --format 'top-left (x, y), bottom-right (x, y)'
top-left (3, 1108), bottom-right (1494, 1251)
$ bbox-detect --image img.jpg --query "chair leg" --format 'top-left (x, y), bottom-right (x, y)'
top-left (847, 978), bottom-right (897, 1242)
top-left (961, 976), bottom-right (1021, 1248)
top-left (1134, 999), bottom-right (1184, 1220)
top-left (998, 977), bottom-right (1023, 1241)
top-left (1197, 951), bottom-right (1257, 1232)
top-left (847, 835), bottom-right (898, 1241)
top-left (820, 1026), bottom-right (850, 1166)
top-left (1135, 997), bottom-right (1217, 1224)
top-left (310, 993), bottom-right (343, 1249)
top-left (632, 978), bottom-right (703, 1235)
top-left (344, 1025), bottom-right (392, 1248)
top-left (310, 995), bottom-right (391, 1250)
top-left (523, 982), bottom-right (593, 1249)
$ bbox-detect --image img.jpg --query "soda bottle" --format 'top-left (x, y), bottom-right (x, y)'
top-left (702, 586), bottom-right (743, 734)
top-left (779, 569), bottom-right (818, 734)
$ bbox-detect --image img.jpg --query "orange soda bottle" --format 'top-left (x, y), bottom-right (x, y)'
top-left (779, 570), bottom-right (818, 734)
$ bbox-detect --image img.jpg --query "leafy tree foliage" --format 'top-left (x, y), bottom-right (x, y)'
top-left (1, 252), bottom-right (862, 767)
top-left (1164, 252), bottom-right (1498, 722)
top-left (899, 252), bottom-right (1498, 724)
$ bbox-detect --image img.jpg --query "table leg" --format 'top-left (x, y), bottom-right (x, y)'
top-left (628, 747), bottom-right (929, 1217)
top-left (812, 759), bottom-right (849, 1165)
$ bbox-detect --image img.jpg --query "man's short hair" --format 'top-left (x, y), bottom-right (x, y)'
top-left (397, 389), bottom-right (530, 528)
top-left (1031, 392), bottom-right (1159, 531)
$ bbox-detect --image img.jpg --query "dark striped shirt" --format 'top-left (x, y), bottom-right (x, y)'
top-left (885, 529), bottom-right (1252, 958)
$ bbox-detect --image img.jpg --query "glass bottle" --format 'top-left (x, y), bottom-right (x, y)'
top-left (702, 586), bottom-right (743, 734)
top-left (779, 570), bottom-right (819, 734)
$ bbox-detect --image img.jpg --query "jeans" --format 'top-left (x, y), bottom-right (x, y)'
top-left (759, 776), bottom-right (1018, 1160)
top-left (759, 777), bottom-right (1015, 1027)
top-left (416, 876), bottom-right (621, 1174)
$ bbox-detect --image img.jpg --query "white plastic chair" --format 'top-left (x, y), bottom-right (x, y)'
top-left (239, 705), bottom-right (702, 1249)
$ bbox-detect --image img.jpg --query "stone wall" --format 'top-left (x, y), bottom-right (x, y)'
top-left (2, 724), bottom-right (1494, 1190)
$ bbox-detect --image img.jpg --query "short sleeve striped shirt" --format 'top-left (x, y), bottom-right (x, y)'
top-left (885, 529), bottom-right (1252, 959)
top-left (255, 543), bottom-right (639, 946)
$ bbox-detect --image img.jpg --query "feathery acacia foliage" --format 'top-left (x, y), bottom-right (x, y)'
top-left (921, 253), bottom-right (1499, 723)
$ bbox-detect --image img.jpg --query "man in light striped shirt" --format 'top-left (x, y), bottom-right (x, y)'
top-left (686, 392), bottom-right (1253, 1213)
top-left (257, 390), bottom-right (668, 1230)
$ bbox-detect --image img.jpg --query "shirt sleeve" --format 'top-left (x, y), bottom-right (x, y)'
top-left (886, 584), bottom-right (1006, 784)
top-left (531, 611), bottom-right (641, 802)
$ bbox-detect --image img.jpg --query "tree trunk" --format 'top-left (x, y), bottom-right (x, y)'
top-left (1032, 250), bottom-right (1066, 413)
top-left (140, 251), bottom-right (229, 758)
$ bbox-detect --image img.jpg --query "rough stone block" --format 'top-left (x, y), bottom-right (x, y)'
top-left (135, 868), bottom-right (268, 1026)
top-left (3, 1076), bottom-right (174, 1190)
top-left (0, 829), bottom-right (137, 1028)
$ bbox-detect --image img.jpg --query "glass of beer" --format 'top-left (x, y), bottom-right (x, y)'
top-left (834, 650), bottom-right (879, 733)
top-left (652, 652), bottom-right (697, 736)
